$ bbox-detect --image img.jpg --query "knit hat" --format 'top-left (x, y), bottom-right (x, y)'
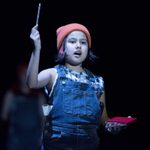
top-left (56, 23), bottom-right (91, 52)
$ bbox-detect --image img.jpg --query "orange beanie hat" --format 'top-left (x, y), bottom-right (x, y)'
top-left (56, 23), bottom-right (91, 52)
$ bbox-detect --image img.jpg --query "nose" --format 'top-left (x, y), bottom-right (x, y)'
top-left (76, 41), bottom-right (81, 49)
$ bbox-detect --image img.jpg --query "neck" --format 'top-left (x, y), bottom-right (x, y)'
top-left (65, 63), bottom-right (84, 73)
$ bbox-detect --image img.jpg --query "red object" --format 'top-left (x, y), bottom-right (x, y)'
top-left (56, 23), bottom-right (91, 51)
top-left (106, 116), bottom-right (137, 125)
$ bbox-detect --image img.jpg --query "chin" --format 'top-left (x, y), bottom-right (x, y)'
top-left (66, 57), bottom-right (86, 66)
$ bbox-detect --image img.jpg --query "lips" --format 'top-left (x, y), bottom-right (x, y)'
top-left (74, 51), bottom-right (82, 56)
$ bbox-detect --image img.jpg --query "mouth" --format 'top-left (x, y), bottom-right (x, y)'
top-left (74, 51), bottom-right (82, 57)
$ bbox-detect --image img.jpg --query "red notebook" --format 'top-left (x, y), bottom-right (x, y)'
top-left (106, 116), bottom-right (137, 125)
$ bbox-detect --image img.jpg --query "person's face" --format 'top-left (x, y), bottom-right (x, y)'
top-left (64, 31), bottom-right (88, 66)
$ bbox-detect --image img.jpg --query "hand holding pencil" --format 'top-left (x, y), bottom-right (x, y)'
top-left (29, 3), bottom-right (42, 51)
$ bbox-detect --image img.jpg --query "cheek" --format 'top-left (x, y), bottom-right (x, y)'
top-left (65, 46), bottom-right (73, 56)
top-left (83, 49), bottom-right (88, 57)
top-left (65, 48), bottom-right (71, 56)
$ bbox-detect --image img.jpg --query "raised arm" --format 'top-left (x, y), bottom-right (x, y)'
top-left (26, 25), bottom-right (52, 89)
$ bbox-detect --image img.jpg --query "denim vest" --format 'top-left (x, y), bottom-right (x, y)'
top-left (44, 65), bottom-right (104, 133)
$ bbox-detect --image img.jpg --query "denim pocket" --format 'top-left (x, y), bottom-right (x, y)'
top-left (63, 88), bottom-right (100, 118)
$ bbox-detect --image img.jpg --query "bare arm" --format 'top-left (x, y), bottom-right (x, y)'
top-left (1, 91), bottom-right (14, 121)
top-left (100, 91), bottom-right (109, 125)
top-left (26, 25), bottom-right (52, 89)
top-left (100, 92), bottom-right (128, 134)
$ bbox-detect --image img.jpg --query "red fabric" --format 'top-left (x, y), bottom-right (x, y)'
top-left (56, 23), bottom-right (91, 51)
top-left (106, 116), bottom-right (137, 125)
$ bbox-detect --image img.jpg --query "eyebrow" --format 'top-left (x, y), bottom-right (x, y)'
top-left (68, 37), bottom-right (87, 41)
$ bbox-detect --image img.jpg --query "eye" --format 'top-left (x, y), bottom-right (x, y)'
top-left (81, 41), bottom-right (86, 44)
top-left (71, 41), bottom-right (76, 44)
top-left (69, 40), bottom-right (76, 44)
top-left (81, 40), bottom-right (87, 45)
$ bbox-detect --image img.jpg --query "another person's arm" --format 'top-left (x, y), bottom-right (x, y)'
top-left (1, 90), bottom-right (14, 121)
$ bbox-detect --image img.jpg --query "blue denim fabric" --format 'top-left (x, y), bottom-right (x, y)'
top-left (6, 95), bottom-right (43, 150)
top-left (42, 129), bottom-right (99, 150)
top-left (42, 65), bottom-right (103, 150)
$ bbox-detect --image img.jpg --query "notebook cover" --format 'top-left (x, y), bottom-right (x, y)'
top-left (106, 116), bottom-right (137, 125)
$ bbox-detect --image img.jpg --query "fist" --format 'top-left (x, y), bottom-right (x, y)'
top-left (30, 25), bottom-right (41, 50)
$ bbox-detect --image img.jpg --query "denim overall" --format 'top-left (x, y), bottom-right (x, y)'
top-left (42, 65), bottom-right (104, 150)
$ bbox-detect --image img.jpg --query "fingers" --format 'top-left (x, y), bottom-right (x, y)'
top-left (30, 25), bottom-right (41, 50)
top-left (105, 122), bottom-right (127, 134)
top-left (30, 25), bottom-right (40, 40)
top-left (33, 24), bottom-right (38, 30)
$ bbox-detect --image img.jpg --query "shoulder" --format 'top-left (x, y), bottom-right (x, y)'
top-left (85, 68), bottom-right (104, 83)
top-left (94, 75), bottom-right (104, 92)
top-left (40, 68), bottom-right (56, 74)
top-left (85, 69), bottom-right (105, 91)
top-left (53, 64), bottom-right (64, 71)
top-left (39, 67), bottom-right (57, 78)
top-left (95, 75), bottom-right (104, 85)
top-left (50, 65), bottom-right (64, 77)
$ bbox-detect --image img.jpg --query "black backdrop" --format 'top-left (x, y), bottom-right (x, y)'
top-left (0, 0), bottom-right (149, 149)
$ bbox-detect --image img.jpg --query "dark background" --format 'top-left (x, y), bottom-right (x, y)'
top-left (0, 0), bottom-right (149, 149)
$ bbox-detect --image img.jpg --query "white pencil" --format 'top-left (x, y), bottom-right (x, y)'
top-left (36, 3), bottom-right (41, 25)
